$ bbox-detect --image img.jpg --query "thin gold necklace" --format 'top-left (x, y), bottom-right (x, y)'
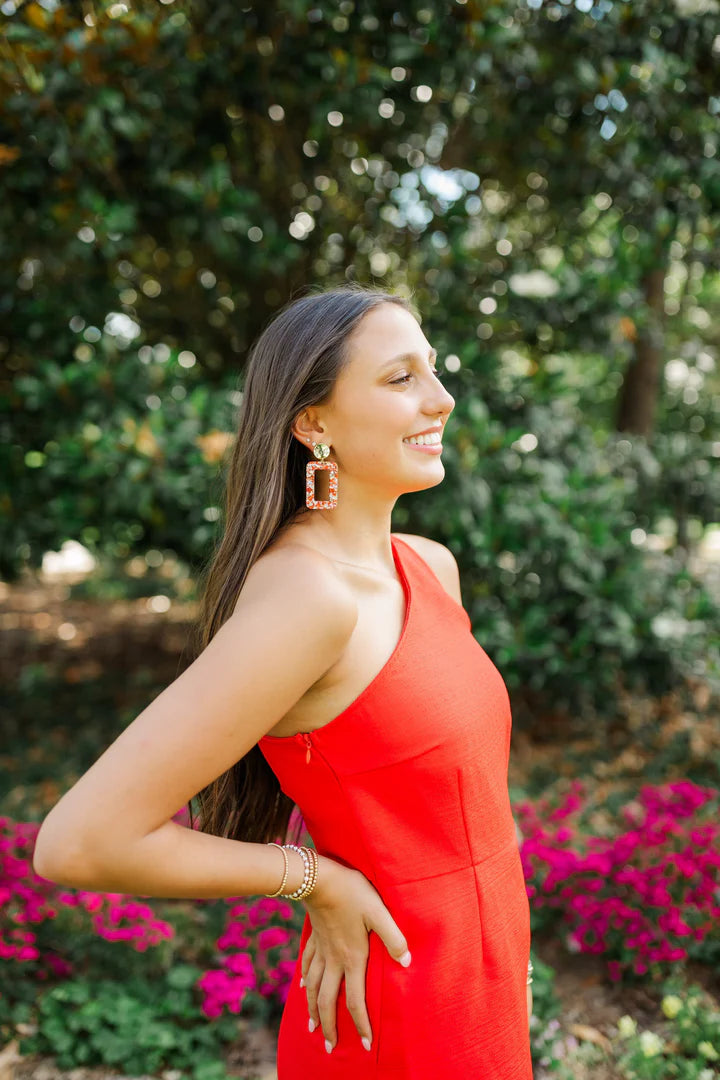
top-left (328, 556), bottom-right (398, 579)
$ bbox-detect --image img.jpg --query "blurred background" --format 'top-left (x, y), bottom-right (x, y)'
top-left (1, 1), bottom-right (719, 1078)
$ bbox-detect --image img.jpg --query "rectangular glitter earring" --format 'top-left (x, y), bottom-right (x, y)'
top-left (306, 442), bottom-right (338, 509)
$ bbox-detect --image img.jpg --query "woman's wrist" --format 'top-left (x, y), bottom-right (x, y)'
top-left (264, 843), bottom-right (308, 898)
top-left (285, 847), bottom-right (309, 896)
top-left (303, 853), bottom-right (347, 909)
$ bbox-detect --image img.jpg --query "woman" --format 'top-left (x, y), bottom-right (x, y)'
top-left (33, 284), bottom-right (533, 1078)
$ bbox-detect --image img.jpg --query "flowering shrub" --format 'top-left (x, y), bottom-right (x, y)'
top-left (3, 778), bottom-right (719, 1069)
top-left (197, 896), bottom-right (302, 1019)
top-left (516, 779), bottom-right (720, 982)
top-left (0, 808), bottom-right (306, 1040)
top-left (0, 816), bottom-right (174, 976)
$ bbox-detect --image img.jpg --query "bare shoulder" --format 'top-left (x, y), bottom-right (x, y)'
top-left (238, 541), bottom-right (359, 627)
top-left (392, 532), bottom-right (463, 606)
top-left (32, 539), bottom-right (360, 880)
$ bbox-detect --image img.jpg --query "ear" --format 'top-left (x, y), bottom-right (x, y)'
top-left (291, 409), bottom-right (327, 449)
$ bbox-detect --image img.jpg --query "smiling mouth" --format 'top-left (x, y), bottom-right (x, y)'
top-left (402, 433), bottom-right (442, 446)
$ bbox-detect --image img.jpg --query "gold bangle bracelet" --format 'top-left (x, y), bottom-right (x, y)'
top-left (264, 842), bottom-right (290, 897)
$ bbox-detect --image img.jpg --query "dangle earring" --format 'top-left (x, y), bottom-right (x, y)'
top-left (305, 441), bottom-right (338, 510)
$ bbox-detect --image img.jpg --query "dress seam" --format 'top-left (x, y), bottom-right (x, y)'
top-left (381, 841), bottom-right (520, 888)
top-left (456, 766), bottom-right (484, 962)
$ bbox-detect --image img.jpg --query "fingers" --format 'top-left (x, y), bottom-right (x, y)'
top-left (300, 932), bottom-right (316, 987)
top-left (303, 949), bottom-right (324, 1034)
top-left (316, 962), bottom-right (343, 1053)
top-left (365, 907), bottom-right (411, 968)
top-left (344, 954), bottom-right (373, 1052)
top-left (301, 939), bottom-right (373, 1053)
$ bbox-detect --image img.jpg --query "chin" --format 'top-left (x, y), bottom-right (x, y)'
top-left (403, 469), bottom-right (445, 495)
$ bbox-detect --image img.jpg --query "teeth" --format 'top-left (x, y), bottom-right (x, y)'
top-left (403, 431), bottom-right (442, 446)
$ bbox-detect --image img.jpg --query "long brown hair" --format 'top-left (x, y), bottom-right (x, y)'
top-left (187, 283), bottom-right (414, 845)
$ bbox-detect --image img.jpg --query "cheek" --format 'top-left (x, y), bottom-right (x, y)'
top-left (342, 431), bottom-right (407, 469)
top-left (335, 394), bottom-right (417, 459)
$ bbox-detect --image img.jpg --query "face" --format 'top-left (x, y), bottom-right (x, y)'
top-left (295, 302), bottom-right (456, 497)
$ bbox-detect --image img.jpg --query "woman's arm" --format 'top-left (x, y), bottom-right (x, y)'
top-left (32, 545), bottom-right (357, 898)
top-left (33, 545), bottom-right (413, 1056)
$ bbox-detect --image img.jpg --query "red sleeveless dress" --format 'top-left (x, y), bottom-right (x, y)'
top-left (258, 535), bottom-right (532, 1079)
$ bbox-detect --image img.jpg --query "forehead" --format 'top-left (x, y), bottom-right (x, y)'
top-left (347, 303), bottom-right (430, 365)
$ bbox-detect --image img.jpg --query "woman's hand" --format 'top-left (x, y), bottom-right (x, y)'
top-left (299, 856), bottom-right (411, 1055)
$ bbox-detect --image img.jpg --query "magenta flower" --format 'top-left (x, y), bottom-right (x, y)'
top-left (514, 778), bottom-right (720, 981)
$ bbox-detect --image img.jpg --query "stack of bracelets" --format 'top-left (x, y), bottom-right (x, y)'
top-left (527, 959), bottom-right (534, 985)
top-left (264, 842), bottom-right (319, 900)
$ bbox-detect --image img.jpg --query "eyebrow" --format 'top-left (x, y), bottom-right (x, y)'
top-left (380, 347), bottom-right (438, 370)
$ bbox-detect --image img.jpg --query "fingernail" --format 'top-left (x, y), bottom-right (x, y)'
top-left (399, 950), bottom-right (412, 967)
top-left (299, 976), bottom-right (305, 987)
top-left (325, 1039), bottom-right (333, 1054)
top-left (362, 1036), bottom-right (372, 1052)
top-left (308, 1017), bottom-right (315, 1033)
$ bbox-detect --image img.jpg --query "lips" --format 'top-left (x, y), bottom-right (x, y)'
top-left (406, 425), bottom-right (443, 438)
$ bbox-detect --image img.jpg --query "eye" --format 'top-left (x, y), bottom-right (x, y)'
top-left (391, 369), bottom-right (443, 385)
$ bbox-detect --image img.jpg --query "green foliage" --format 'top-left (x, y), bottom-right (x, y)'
top-left (19, 969), bottom-right (238, 1080)
top-left (402, 385), bottom-right (720, 714)
top-left (1, 339), bottom-right (235, 576)
top-left (528, 952), bottom-right (565, 1069)
top-left (615, 978), bottom-right (720, 1080)
top-left (1, 0), bottom-right (718, 715)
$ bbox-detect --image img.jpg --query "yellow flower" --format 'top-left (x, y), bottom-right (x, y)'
top-left (661, 995), bottom-right (683, 1019)
top-left (639, 1031), bottom-right (664, 1057)
top-left (698, 1042), bottom-right (719, 1061)
top-left (617, 1015), bottom-right (637, 1038)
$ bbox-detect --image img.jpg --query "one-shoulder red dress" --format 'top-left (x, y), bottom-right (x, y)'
top-left (258, 534), bottom-right (532, 1079)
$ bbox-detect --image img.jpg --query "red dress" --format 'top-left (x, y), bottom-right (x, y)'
top-left (258, 535), bottom-right (532, 1079)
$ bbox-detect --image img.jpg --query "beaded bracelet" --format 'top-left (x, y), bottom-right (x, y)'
top-left (527, 959), bottom-right (534, 986)
top-left (284, 844), bottom-right (319, 899)
top-left (264, 842), bottom-right (319, 900)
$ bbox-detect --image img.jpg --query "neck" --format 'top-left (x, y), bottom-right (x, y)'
top-left (290, 486), bottom-right (398, 570)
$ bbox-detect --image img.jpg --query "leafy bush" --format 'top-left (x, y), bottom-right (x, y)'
top-left (615, 978), bottom-right (720, 1080)
top-left (405, 391), bottom-right (720, 717)
top-left (19, 970), bottom-right (238, 1080)
top-left (527, 951), bottom-right (565, 1071)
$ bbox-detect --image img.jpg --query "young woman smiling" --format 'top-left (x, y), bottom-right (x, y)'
top-left (34, 284), bottom-right (533, 1079)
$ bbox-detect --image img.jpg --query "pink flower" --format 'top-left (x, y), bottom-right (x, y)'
top-left (258, 926), bottom-right (292, 950)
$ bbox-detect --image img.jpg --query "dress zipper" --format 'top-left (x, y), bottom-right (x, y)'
top-left (297, 732), bottom-right (312, 764)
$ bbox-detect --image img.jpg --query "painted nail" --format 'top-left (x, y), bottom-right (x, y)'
top-left (362, 1036), bottom-right (372, 1052)
top-left (299, 976), bottom-right (305, 987)
top-left (308, 1017), bottom-right (315, 1033)
top-left (399, 950), bottom-right (412, 967)
top-left (325, 1039), bottom-right (333, 1054)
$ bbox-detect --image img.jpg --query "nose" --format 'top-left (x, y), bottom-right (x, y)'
top-left (434, 383), bottom-right (455, 419)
